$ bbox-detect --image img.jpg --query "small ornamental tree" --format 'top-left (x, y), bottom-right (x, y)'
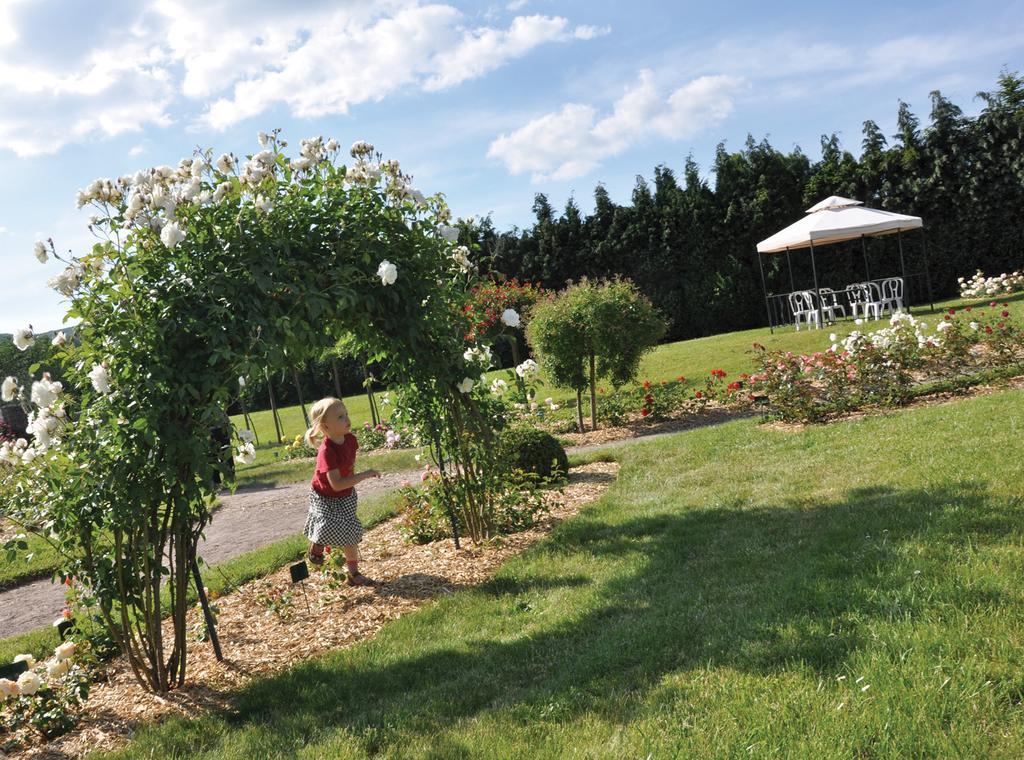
top-left (527, 278), bottom-right (665, 430)
top-left (0, 133), bottom-right (502, 693)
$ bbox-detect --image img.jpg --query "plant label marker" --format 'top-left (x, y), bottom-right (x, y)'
top-left (0, 661), bottom-right (28, 680)
top-left (55, 619), bottom-right (75, 641)
top-left (290, 561), bottom-right (311, 614)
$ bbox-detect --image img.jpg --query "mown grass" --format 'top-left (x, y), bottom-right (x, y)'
top-left (99, 388), bottom-right (1024, 758)
top-left (0, 491), bottom-right (403, 664)
top-left (232, 292), bottom-right (1024, 446)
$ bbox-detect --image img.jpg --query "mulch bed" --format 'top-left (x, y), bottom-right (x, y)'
top-left (7, 461), bottom-right (618, 759)
top-left (559, 405), bottom-right (750, 448)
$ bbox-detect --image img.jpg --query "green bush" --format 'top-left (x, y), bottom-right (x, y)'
top-left (496, 426), bottom-right (568, 480)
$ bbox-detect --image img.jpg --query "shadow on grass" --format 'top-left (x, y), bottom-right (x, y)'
top-left (115, 479), bottom-right (1018, 757)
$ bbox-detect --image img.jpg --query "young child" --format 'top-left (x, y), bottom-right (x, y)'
top-left (304, 397), bottom-right (380, 586)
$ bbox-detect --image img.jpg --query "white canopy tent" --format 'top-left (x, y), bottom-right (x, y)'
top-left (754, 196), bottom-right (933, 331)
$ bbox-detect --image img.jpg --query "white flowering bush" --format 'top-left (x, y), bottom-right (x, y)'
top-left (0, 644), bottom-right (91, 740)
top-left (1, 130), bottom-right (503, 693)
top-left (752, 306), bottom-right (1024, 422)
top-left (959, 269), bottom-right (1024, 298)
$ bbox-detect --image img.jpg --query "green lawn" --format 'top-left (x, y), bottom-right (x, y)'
top-left (233, 292), bottom-right (1024, 444)
top-left (102, 387), bottom-right (1024, 758)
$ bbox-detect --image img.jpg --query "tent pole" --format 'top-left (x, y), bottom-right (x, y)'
top-left (861, 235), bottom-right (871, 281)
top-left (809, 241), bottom-right (824, 329)
top-left (757, 250), bottom-right (774, 334)
top-left (921, 228), bottom-right (934, 310)
top-left (897, 228), bottom-right (908, 310)
top-left (785, 247), bottom-right (795, 293)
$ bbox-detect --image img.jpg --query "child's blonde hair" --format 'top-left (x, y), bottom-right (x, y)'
top-left (304, 397), bottom-right (347, 447)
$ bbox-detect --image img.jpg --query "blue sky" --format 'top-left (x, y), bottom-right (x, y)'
top-left (1, 0), bottom-right (1022, 332)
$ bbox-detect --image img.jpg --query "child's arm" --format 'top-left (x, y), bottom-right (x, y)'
top-left (326, 468), bottom-right (381, 491)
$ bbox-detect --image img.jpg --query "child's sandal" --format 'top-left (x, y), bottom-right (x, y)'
top-left (346, 572), bottom-right (374, 587)
top-left (308, 553), bottom-right (325, 566)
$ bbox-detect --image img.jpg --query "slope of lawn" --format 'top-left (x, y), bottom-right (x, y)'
top-left (233, 292), bottom-right (1024, 444)
top-left (104, 387), bottom-right (1024, 758)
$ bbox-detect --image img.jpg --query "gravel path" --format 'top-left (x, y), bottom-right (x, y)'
top-left (0, 418), bottom-right (739, 641)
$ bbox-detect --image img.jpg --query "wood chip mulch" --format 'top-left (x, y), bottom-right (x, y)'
top-left (559, 405), bottom-right (751, 448)
top-left (7, 461), bottom-right (618, 760)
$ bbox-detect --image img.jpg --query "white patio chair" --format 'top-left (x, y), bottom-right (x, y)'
top-left (880, 277), bottom-right (904, 314)
top-left (788, 291), bottom-right (820, 331)
top-left (863, 282), bottom-right (888, 320)
top-left (818, 287), bottom-right (846, 324)
top-left (845, 284), bottom-right (868, 319)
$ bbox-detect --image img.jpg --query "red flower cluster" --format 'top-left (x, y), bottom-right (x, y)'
top-left (727, 381), bottom-right (742, 392)
top-left (710, 369), bottom-right (727, 379)
top-left (461, 278), bottom-right (546, 342)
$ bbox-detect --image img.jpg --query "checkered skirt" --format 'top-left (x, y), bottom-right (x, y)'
top-left (304, 489), bottom-right (363, 546)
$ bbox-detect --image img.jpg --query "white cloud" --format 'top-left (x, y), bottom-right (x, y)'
top-left (128, 144), bottom-right (146, 156)
top-left (572, 25), bottom-right (611, 41)
top-left (201, 9), bottom-right (591, 129)
top-left (488, 70), bottom-right (744, 181)
top-left (507, 0), bottom-right (529, 10)
top-left (0, 1), bottom-right (602, 153)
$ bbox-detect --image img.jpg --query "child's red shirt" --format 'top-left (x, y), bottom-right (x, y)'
top-left (311, 433), bottom-right (358, 497)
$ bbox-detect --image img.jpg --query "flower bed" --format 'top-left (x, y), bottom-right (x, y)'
top-left (959, 269), bottom-right (1024, 299)
top-left (749, 306), bottom-right (1024, 423)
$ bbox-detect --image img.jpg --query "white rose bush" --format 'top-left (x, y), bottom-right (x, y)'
top-left (1, 644), bottom-right (91, 740)
top-left (1, 130), bottom-right (507, 693)
top-left (750, 304), bottom-right (1024, 422)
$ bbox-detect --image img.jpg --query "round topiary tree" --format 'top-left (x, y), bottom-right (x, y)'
top-left (0, 133), bottom-right (506, 693)
top-left (496, 426), bottom-right (568, 479)
top-left (526, 278), bottom-right (666, 431)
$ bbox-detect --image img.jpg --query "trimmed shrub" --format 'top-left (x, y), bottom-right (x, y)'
top-left (496, 426), bottom-right (568, 479)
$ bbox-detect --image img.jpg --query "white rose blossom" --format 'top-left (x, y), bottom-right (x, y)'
top-left (33, 241), bottom-right (48, 263)
top-left (350, 140), bottom-right (374, 158)
top-left (16, 671), bottom-right (41, 696)
top-left (501, 308), bottom-right (521, 328)
top-left (30, 376), bottom-right (62, 408)
top-left (88, 364), bottom-right (111, 394)
top-left (160, 221), bottom-right (186, 249)
top-left (377, 260), bottom-right (398, 286)
top-left (51, 331), bottom-right (67, 347)
top-left (47, 658), bottom-right (70, 677)
top-left (0, 678), bottom-right (18, 699)
top-left (515, 359), bottom-right (539, 378)
top-left (47, 264), bottom-right (85, 296)
top-left (1, 376), bottom-right (17, 402)
top-left (490, 378), bottom-right (508, 395)
top-left (12, 326), bottom-right (34, 351)
top-left (457, 377), bottom-right (475, 394)
top-left (234, 441), bottom-right (257, 465)
top-left (12, 654), bottom-right (34, 669)
top-left (451, 246), bottom-right (472, 272)
top-left (237, 428), bottom-right (255, 444)
top-left (215, 153), bottom-right (236, 173)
